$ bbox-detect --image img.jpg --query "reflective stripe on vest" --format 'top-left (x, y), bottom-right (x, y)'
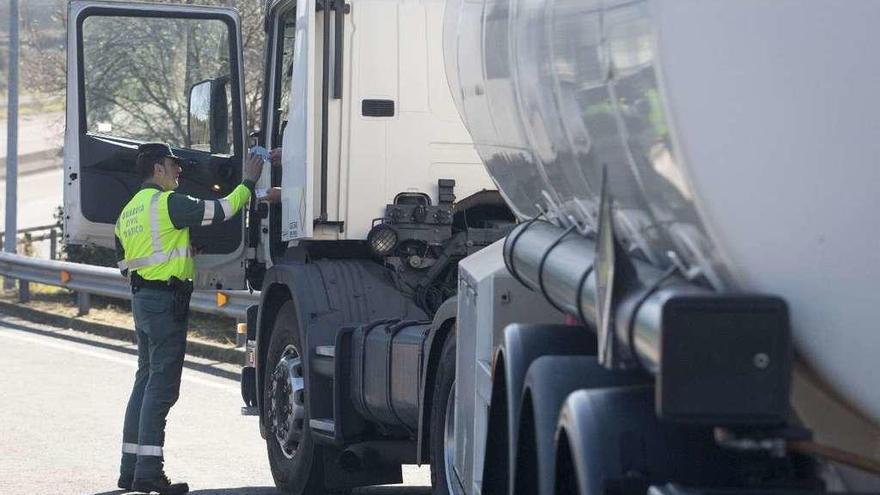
top-left (218, 197), bottom-right (232, 219)
top-left (201, 200), bottom-right (215, 226)
top-left (123, 246), bottom-right (191, 270)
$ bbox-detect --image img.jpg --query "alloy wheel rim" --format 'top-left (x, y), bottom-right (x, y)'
top-left (270, 344), bottom-right (305, 459)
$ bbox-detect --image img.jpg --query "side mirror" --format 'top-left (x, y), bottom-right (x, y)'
top-left (187, 76), bottom-right (231, 154)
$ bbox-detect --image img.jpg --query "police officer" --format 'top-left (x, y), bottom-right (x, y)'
top-left (114, 143), bottom-right (263, 494)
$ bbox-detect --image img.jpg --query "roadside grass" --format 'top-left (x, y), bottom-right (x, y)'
top-left (0, 282), bottom-right (237, 345)
top-left (0, 93), bottom-right (65, 116)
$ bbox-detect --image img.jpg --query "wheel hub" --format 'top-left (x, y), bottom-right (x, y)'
top-left (269, 344), bottom-right (305, 459)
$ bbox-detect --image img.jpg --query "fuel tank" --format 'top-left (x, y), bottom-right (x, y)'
top-left (443, 0), bottom-right (880, 429)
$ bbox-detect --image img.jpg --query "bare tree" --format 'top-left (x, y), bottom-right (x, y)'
top-left (20, 0), bottom-right (266, 135)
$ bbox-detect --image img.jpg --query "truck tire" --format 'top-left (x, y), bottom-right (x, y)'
top-left (514, 356), bottom-right (649, 495)
top-left (554, 386), bottom-right (740, 495)
top-left (482, 324), bottom-right (597, 495)
top-left (263, 300), bottom-right (326, 495)
top-left (429, 332), bottom-right (463, 495)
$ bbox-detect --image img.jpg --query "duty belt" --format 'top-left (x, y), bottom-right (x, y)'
top-left (131, 273), bottom-right (194, 322)
top-left (130, 272), bottom-right (174, 292)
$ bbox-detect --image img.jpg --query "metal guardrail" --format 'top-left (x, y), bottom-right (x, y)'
top-left (0, 252), bottom-right (259, 319)
top-left (0, 223), bottom-right (61, 237)
top-left (0, 223), bottom-right (61, 260)
top-left (0, 223), bottom-right (61, 257)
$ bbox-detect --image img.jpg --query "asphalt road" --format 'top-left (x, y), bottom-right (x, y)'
top-left (1, 110), bottom-right (65, 254)
top-left (0, 112), bottom-right (65, 166)
top-left (0, 168), bottom-right (63, 233)
top-left (0, 314), bottom-right (432, 495)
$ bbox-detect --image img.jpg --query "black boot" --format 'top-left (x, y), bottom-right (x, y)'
top-left (131, 473), bottom-right (189, 494)
top-left (117, 473), bottom-right (133, 491)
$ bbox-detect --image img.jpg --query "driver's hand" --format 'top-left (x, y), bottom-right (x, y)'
top-left (244, 153), bottom-right (264, 182)
top-left (260, 187), bottom-right (282, 204)
top-left (270, 148), bottom-right (283, 167)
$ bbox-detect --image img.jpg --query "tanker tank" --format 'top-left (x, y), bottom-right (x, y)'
top-left (444, 0), bottom-right (880, 482)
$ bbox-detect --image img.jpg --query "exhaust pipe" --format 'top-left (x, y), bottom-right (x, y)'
top-left (337, 441), bottom-right (416, 472)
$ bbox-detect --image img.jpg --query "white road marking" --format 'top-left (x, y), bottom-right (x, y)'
top-left (0, 326), bottom-right (239, 392)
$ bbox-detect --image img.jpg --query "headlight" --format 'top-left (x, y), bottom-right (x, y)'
top-left (367, 224), bottom-right (398, 257)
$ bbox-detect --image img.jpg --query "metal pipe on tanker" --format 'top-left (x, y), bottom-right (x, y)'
top-left (502, 219), bottom-right (708, 375)
top-left (503, 221), bottom-right (599, 327)
top-left (617, 279), bottom-right (709, 376)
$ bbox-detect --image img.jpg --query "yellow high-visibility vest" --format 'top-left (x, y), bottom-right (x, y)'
top-left (115, 189), bottom-right (194, 281)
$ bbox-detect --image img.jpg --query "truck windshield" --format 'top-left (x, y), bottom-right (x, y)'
top-left (81, 15), bottom-right (234, 153)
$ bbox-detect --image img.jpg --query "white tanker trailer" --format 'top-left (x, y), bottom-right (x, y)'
top-left (441, 1), bottom-right (880, 494)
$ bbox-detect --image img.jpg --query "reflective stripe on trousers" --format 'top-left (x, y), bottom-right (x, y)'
top-left (121, 443), bottom-right (163, 457)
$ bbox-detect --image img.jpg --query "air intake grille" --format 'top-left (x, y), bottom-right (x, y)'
top-left (361, 99), bottom-right (395, 117)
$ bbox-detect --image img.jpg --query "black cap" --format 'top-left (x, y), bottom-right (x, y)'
top-left (137, 142), bottom-right (181, 163)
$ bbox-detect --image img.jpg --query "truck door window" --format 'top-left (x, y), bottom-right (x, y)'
top-left (81, 15), bottom-right (234, 153)
top-left (273, 12), bottom-right (297, 145)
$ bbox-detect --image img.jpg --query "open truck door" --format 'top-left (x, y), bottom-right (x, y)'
top-left (254, 0), bottom-right (319, 266)
top-left (277, 0), bottom-right (317, 243)
top-left (64, 1), bottom-right (249, 289)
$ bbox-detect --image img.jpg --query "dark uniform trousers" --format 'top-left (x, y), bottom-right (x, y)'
top-left (120, 287), bottom-right (187, 479)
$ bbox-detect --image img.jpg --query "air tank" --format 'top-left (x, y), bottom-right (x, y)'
top-left (444, 0), bottom-right (880, 435)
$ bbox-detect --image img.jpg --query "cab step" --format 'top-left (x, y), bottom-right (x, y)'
top-left (310, 418), bottom-right (337, 444)
top-left (310, 418), bottom-right (336, 433)
top-left (315, 345), bottom-right (336, 357)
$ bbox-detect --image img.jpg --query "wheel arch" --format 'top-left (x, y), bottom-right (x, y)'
top-left (256, 259), bottom-right (427, 436)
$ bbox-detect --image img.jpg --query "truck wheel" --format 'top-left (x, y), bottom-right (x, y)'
top-left (429, 333), bottom-right (464, 495)
top-left (554, 386), bottom-right (737, 495)
top-left (264, 300), bottom-right (326, 495)
top-left (482, 324), bottom-right (597, 495)
top-left (514, 356), bottom-right (649, 495)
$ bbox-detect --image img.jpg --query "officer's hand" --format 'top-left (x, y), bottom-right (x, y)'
top-left (270, 148), bottom-right (283, 167)
top-left (245, 153), bottom-right (264, 182)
